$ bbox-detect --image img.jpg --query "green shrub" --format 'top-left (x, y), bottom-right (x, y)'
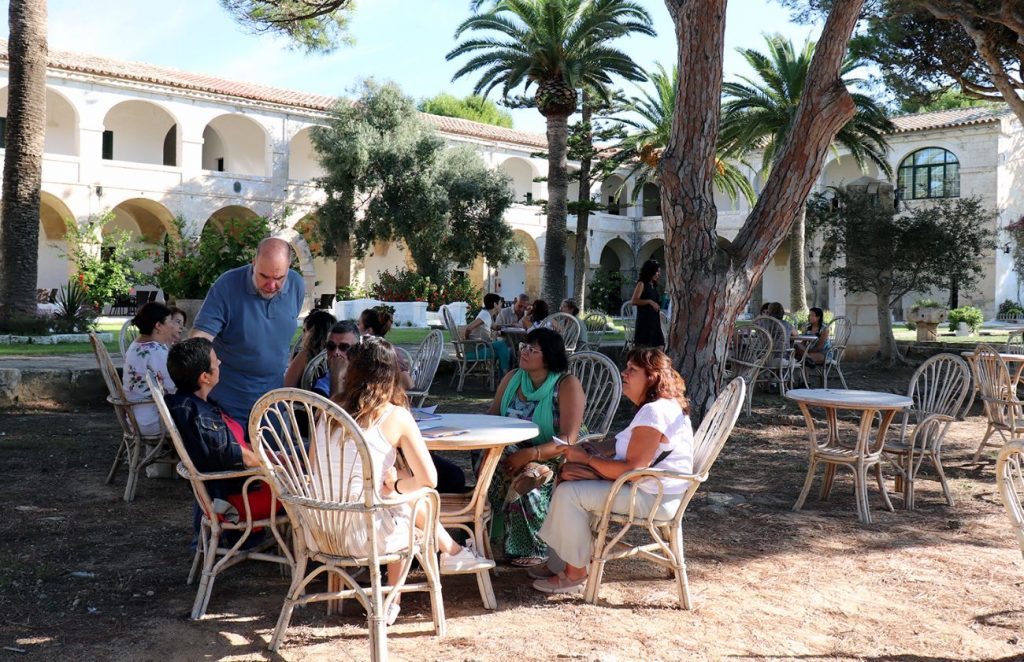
top-left (369, 267), bottom-right (480, 313)
top-left (0, 314), bottom-right (54, 335)
top-left (589, 270), bottom-right (626, 315)
top-left (948, 306), bottom-right (984, 333)
top-left (336, 284), bottom-right (368, 301)
top-left (998, 299), bottom-right (1024, 318)
top-left (793, 308), bottom-right (834, 329)
top-left (64, 212), bottom-right (154, 307)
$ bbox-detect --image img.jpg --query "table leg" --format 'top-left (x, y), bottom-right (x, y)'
top-left (820, 408), bottom-right (839, 501)
top-left (469, 445), bottom-right (505, 610)
top-left (793, 402), bottom-right (820, 512)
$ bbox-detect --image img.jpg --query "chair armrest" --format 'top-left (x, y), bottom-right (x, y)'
top-left (594, 467), bottom-right (707, 532)
top-left (191, 467), bottom-right (267, 482)
top-left (904, 413), bottom-right (955, 454)
top-left (108, 394), bottom-right (155, 406)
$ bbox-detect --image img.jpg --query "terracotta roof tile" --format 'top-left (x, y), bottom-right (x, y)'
top-left (889, 106), bottom-right (1012, 133)
top-left (0, 40), bottom-right (548, 149)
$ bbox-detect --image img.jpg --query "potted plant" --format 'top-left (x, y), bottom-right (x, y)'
top-left (907, 299), bottom-right (947, 342)
top-left (948, 306), bottom-right (983, 337)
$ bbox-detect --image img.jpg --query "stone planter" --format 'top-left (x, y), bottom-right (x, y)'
top-left (908, 306), bottom-right (948, 342)
top-left (955, 322), bottom-right (970, 337)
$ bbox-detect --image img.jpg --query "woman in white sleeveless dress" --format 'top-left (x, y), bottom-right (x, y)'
top-left (313, 336), bottom-right (493, 625)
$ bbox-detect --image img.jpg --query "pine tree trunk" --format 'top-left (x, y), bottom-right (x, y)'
top-left (572, 94), bottom-right (593, 309)
top-left (542, 113), bottom-right (569, 304)
top-left (661, 0), bottom-right (863, 420)
top-left (0, 0), bottom-right (47, 320)
top-left (789, 206), bottom-right (808, 314)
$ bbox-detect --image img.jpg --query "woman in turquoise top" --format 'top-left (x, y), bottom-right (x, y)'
top-left (796, 306), bottom-right (831, 366)
top-left (487, 327), bottom-right (585, 567)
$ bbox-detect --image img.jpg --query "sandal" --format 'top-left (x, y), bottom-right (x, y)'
top-left (510, 556), bottom-right (547, 568)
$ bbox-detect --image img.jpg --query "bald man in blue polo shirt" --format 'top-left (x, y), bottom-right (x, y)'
top-left (190, 237), bottom-right (305, 424)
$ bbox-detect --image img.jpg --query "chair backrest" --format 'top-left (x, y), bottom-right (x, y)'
top-left (753, 315), bottom-right (791, 359)
top-left (89, 332), bottom-right (143, 440)
top-left (395, 346), bottom-right (413, 371)
top-left (973, 343), bottom-right (1017, 428)
top-left (410, 330), bottom-right (444, 393)
top-left (620, 301), bottom-right (636, 319)
top-left (547, 312), bottom-right (582, 352)
top-left (317, 293), bottom-right (335, 310)
top-left (568, 351), bottom-right (622, 439)
top-left (581, 312), bottom-right (608, 346)
top-left (997, 441), bottom-right (1024, 559)
top-left (119, 319), bottom-right (139, 358)
top-left (1006, 331), bottom-right (1024, 355)
top-left (300, 350), bottom-right (330, 392)
top-left (828, 316), bottom-right (853, 357)
top-left (250, 388), bottom-right (391, 558)
top-left (724, 324), bottom-right (773, 386)
top-left (659, 310), bottom-right (670, 341)
top-left (906, 353), bottom-right (971, 421)
top-left (439, 304), bottom-right (465, 359)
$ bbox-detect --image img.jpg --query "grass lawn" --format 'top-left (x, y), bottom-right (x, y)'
top-left (891, 323), bottom-right (1011, 345)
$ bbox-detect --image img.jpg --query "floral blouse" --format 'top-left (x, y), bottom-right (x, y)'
top-left (124, 340), bottom-right (176, 436)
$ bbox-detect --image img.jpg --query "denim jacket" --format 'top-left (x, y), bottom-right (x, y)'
top-left (166, 391), bottom-right (245, 475)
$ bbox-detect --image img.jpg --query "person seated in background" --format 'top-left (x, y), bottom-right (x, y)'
top-left (494, 293), bottom-right (529, 332)
top-left (557, 298), bottom-right (587, 346)
top-left (165, 338), bottom-right (277, 532)
top-left (767, 301), bottom-right (797, 340)
top-left (313, 320), bottom-right (361, 398)
top-left (168, 306), bottom-right (188, 344)
top-left (358, 307), bottom-right (413, 389)
top-left (463, 292), bottom-right (512, 374)
top-left (284, 309), bottom-right (337, 388)
top-left (758, 302), bottom-right (771, 317)
top-left (521, 299), bottom-right (550, 331)
top-left (318, 336), bottom-right (492, 625)
top-left (795, 306), bottom-right (830, 366)
top-left (124, 302), bottom-right (178, 436)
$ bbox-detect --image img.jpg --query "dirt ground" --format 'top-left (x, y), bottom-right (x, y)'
top-left (2, 362), bottom-right (1024, 662)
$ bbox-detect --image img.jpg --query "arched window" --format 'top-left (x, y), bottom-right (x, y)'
top-left (897, 147), bottom-right (960, 200)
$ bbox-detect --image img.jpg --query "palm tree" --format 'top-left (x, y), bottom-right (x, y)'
top-left (613, 63), bottom-right (756, 211)
top-left (0, 0), bottom-right (48, 320)
top-left (720, 34), bottom-right (894, 315)
top-left (447, 0), bottom-right (654, 304)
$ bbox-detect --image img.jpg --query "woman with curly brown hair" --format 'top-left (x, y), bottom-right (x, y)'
top-left (530, 347), bottom-right (694, 594)
top-left (315, 336), bottom-right (492, 625)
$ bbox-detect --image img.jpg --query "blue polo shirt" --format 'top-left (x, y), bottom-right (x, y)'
top-left (193, 264), bottom-right (304, 423)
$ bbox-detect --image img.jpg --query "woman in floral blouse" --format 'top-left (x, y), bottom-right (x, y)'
top-left (124, 302), bottom-right (178, 435)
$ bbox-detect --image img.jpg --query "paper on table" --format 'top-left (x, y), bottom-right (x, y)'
top-left (411, 406), bottom-right (440, 422)
top-left (419, 425), bottom-right (468, 439)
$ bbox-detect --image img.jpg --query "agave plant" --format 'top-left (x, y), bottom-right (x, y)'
top-left (53, 278), bottom-right (98, 333)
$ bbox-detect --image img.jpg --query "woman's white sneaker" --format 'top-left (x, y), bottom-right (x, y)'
top-left (440, 540), bottom-right (496, 574)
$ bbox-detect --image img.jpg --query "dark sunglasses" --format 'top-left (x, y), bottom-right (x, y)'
top-left (325, 341), bottom-right (353, 353)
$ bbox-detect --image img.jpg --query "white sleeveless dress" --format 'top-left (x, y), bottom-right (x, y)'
top-left (306, 405), bottom-right (413, 557)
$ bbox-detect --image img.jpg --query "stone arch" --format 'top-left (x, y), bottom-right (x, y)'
top-left (600, 175), bottom-right (628, 215)
top-left (204, 205), bottom-right (261, 235)
top-left (288, 126), bottom-right (326, 181)
top-left (37, 192), bottom-right (76, 289)
top-left (201, 113), bottom-right (270, 177)
top-left (497, 156), bottom-right (537, 204)
top-left (102, 100), bottom-right (179, 166)
top-left (638, 238), bottom-right (665, 267)
top-left (598, 236), bottom-right (634, 272)
top-left (495, 230), bottom-right (541, 299)
top-left (0, 86), bottom-right (79, 155)
top-left (108, 197), bottom-right (177, 244)
top-left (822, 154), bottom-right (881, 189)
top-left (274, 226), bottom-right (318, 309)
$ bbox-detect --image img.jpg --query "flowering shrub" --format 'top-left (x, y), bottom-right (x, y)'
top-left (369, 268), bottom-right (480, 312)
top-left (64, 212), bottom-right (154, 307)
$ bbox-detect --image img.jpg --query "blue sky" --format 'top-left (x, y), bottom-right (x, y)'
top-left (7, 0), bottom-right (821, 134)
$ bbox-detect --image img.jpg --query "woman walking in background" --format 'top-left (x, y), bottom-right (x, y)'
top-left (631, 259), bottom-right (665, 349)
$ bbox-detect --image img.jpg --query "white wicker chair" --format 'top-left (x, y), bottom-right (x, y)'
top-left (752, 316), bottom-right (795, 396)
top-left (90, 332), bottom-right (171, 502)
top-left (579, 312), bottom-right (609, 352)
top-left (568, 351), bottom-right (623, 442)
top-left (584, 378), bottom-right (746, 609)
top-left (118, 319), bottom-right (139, 358)
top-left (1005, 331), bottom-right (1024, 355)
top-left (440, 304), bottom-right (494, 392)
top-left (821, 316), bottom-right (852, 389)
top-left (250, 389), bottom-right (445, 658)
top-left (407, 330), bottom-right (444, 408)
top-left (619, 302), bottom-right (637, 357)
top-left (996, 441), bottom-right (1024, 559)
top-left (300, 350), bottom-right (329, 392)
top-left (147, 374), bottom-right (292, 619)
top-left (972, 343), bottom-right (1024, 461)
top-left (882, 353), bottom-right (971, 509)
top-left (659, 310), bottom-right (670, 342)
top-left (547, 312), bottom-right (582, 354)
top-left (721, 324), bottom-right (773, 416)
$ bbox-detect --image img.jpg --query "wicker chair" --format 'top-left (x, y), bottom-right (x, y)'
top-left (882, 353), bottom-right (971, 509)
top-left (407, 330), bottom-right (444, 408)
top-left (1005, 331), bottom-right (1024, 355)
top-left (972, 344), bottom-right (1024, 461)
top-left (821, 316), bottom-right (852, 389)
top-left (721, 324), bottom-right (773, 416)
top-left (659, 310), bottom-right (670, 342)
top-left (584, 377), bottom-right (746, 609)
top-left (568, 351), bottom-right (623, 442)
top-left (752, 316), bottom-right (795, 396)
top-left (547, 312), bottom-right (582, 353)
top-left (147, 374), bottom-right (292, 619)
top-left (619, 302), bottom-right (637, 356)
top-left (89, 332), bottom-right (171, 502)
top-left (250, 389), bottom-right (445, 658)
top-left (996, 441), bottom-right (1024, 559)
top-left (118, 319), bottom-right (139, 358)
top-left (579, 312), bottom-right (609, 352)
top-left (440, 304), bottom-right (494, 392)
top-left (299, 350), bottom-right (329, 392)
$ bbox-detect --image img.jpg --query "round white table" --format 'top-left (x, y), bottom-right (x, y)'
top-left (787, 389), bottom-right (913, 524)
top-left (421, 413), bottom-right (538, 609)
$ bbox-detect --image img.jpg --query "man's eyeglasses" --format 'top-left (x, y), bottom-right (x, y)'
top-left (326, 341), bottom-right (353, 353)
top-left (518, 342), bottom-right (541, 356)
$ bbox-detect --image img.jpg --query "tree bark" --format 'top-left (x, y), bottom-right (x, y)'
top-left (0, 0), bottom-right (47, 321)
top-left (572, 93), bottom-right (593, 309)
top-left (789, 206), bottom-right (808, 314)
top-left (661, 0), bottom-right (863, 420)
top-left (948, 275), bottom-right (959, 309)
top-left (542, 113), bottom-right (569, 304)
top-left (876, 285), bottom-right (903, 365)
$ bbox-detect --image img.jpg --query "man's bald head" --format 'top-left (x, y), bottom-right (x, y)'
top-left (252, 237), bottom-right (292, 299)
